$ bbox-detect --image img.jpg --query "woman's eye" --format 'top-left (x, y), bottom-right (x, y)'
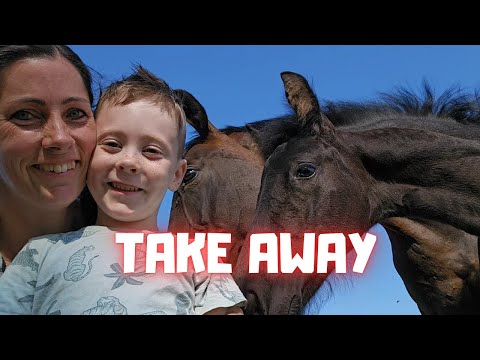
top-left (11, 110), bottom-right (34, 121)
top-left (67, 108), bottom-right (87, 120)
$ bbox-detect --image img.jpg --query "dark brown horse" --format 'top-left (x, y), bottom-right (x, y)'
top-left (169, 83), bottom-right (480, 314)
top-left (233, 72), bottom-right (480, 314)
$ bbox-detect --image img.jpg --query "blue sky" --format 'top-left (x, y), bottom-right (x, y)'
top-left (71, 45), bottom-right (480, 315)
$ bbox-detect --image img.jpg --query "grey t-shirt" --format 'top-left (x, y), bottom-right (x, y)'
top-left (0, 226), bottom-right (246, 315)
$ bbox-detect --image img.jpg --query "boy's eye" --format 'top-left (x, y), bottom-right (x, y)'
top-left (143, 147), bottom-right (163, 158)
top-left (144, 147), bottom-right (160, 154)
top-left (102, 140), bottom-right (121, 148)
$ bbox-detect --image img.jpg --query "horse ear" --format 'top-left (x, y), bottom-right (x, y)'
top-left (174, 89), bottom-right (219, 137)
top-left (280, 71), bottom-right (334, 135)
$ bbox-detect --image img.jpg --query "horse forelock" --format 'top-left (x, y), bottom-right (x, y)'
top-left (186, 115), bottom-right (299, 158)
top-left (186, 133), bottom-right (264, 166)
top-left (185, 122), bottom-right (254, 153)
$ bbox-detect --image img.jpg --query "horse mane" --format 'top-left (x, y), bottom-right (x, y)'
top-left (185, 82), bottom-right (480, 155)
top-left (323, 82), bottom-right (480, 126)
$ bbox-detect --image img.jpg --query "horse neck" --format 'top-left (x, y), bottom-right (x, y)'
top-left (348, 126), bottom-right (480, 171)
top-left (338, 113), bottom-right (480, 141)
top-left (343, 128), bottom-right (480, 223)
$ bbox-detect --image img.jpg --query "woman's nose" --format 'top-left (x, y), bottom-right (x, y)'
top-left (41, 116), bottom-right (75, 152)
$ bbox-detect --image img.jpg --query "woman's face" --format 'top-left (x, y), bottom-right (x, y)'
top-left (0, 56), bottom-right (96, 210)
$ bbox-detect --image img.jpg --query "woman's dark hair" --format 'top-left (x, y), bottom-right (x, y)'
top-left (79, 187), bottom-right (98, 226)
top-left (0, 45), bottom-right (94, 105)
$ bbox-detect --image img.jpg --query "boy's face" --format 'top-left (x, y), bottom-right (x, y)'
top-left (87, 100), bottom-right (187, 230)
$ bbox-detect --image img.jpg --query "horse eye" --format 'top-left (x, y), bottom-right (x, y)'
top-left (295, 163), bottom-right (316, 179)
top-left (183, 168), bottom-right (198, 184)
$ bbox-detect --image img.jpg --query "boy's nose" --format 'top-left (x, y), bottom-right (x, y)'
top-left (116, 157), bottom-right (140, 174)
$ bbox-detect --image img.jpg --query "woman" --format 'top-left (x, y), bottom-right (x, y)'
top-left (0, 45), bottom-right (97, 273)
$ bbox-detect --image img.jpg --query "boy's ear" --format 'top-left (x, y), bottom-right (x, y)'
top-left (168, 159), bottom-right (187, 192)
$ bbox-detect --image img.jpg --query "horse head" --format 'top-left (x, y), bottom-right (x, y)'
top-left (169, 89), bottom-right (265, 267)
top-left (234, 71), bottom-right (480, 314)
top-left (233, 72), bottom-right (378, 314)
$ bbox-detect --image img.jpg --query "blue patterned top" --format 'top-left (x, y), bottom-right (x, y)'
top-left (0, 226), bottom-right (246, 315)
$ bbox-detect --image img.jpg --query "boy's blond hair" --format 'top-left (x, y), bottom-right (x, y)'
top-left (95, 65), bottom-right (186, 158)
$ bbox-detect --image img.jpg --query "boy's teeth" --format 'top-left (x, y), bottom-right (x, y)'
top-left (111, 183), bottom-right (140, 191)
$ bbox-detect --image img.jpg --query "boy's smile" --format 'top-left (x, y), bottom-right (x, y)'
top-left (108, 181), bottom-right (142, 193)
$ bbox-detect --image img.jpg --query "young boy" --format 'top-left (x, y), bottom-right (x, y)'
top-left (0, 66), bottom-right (247, 315)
